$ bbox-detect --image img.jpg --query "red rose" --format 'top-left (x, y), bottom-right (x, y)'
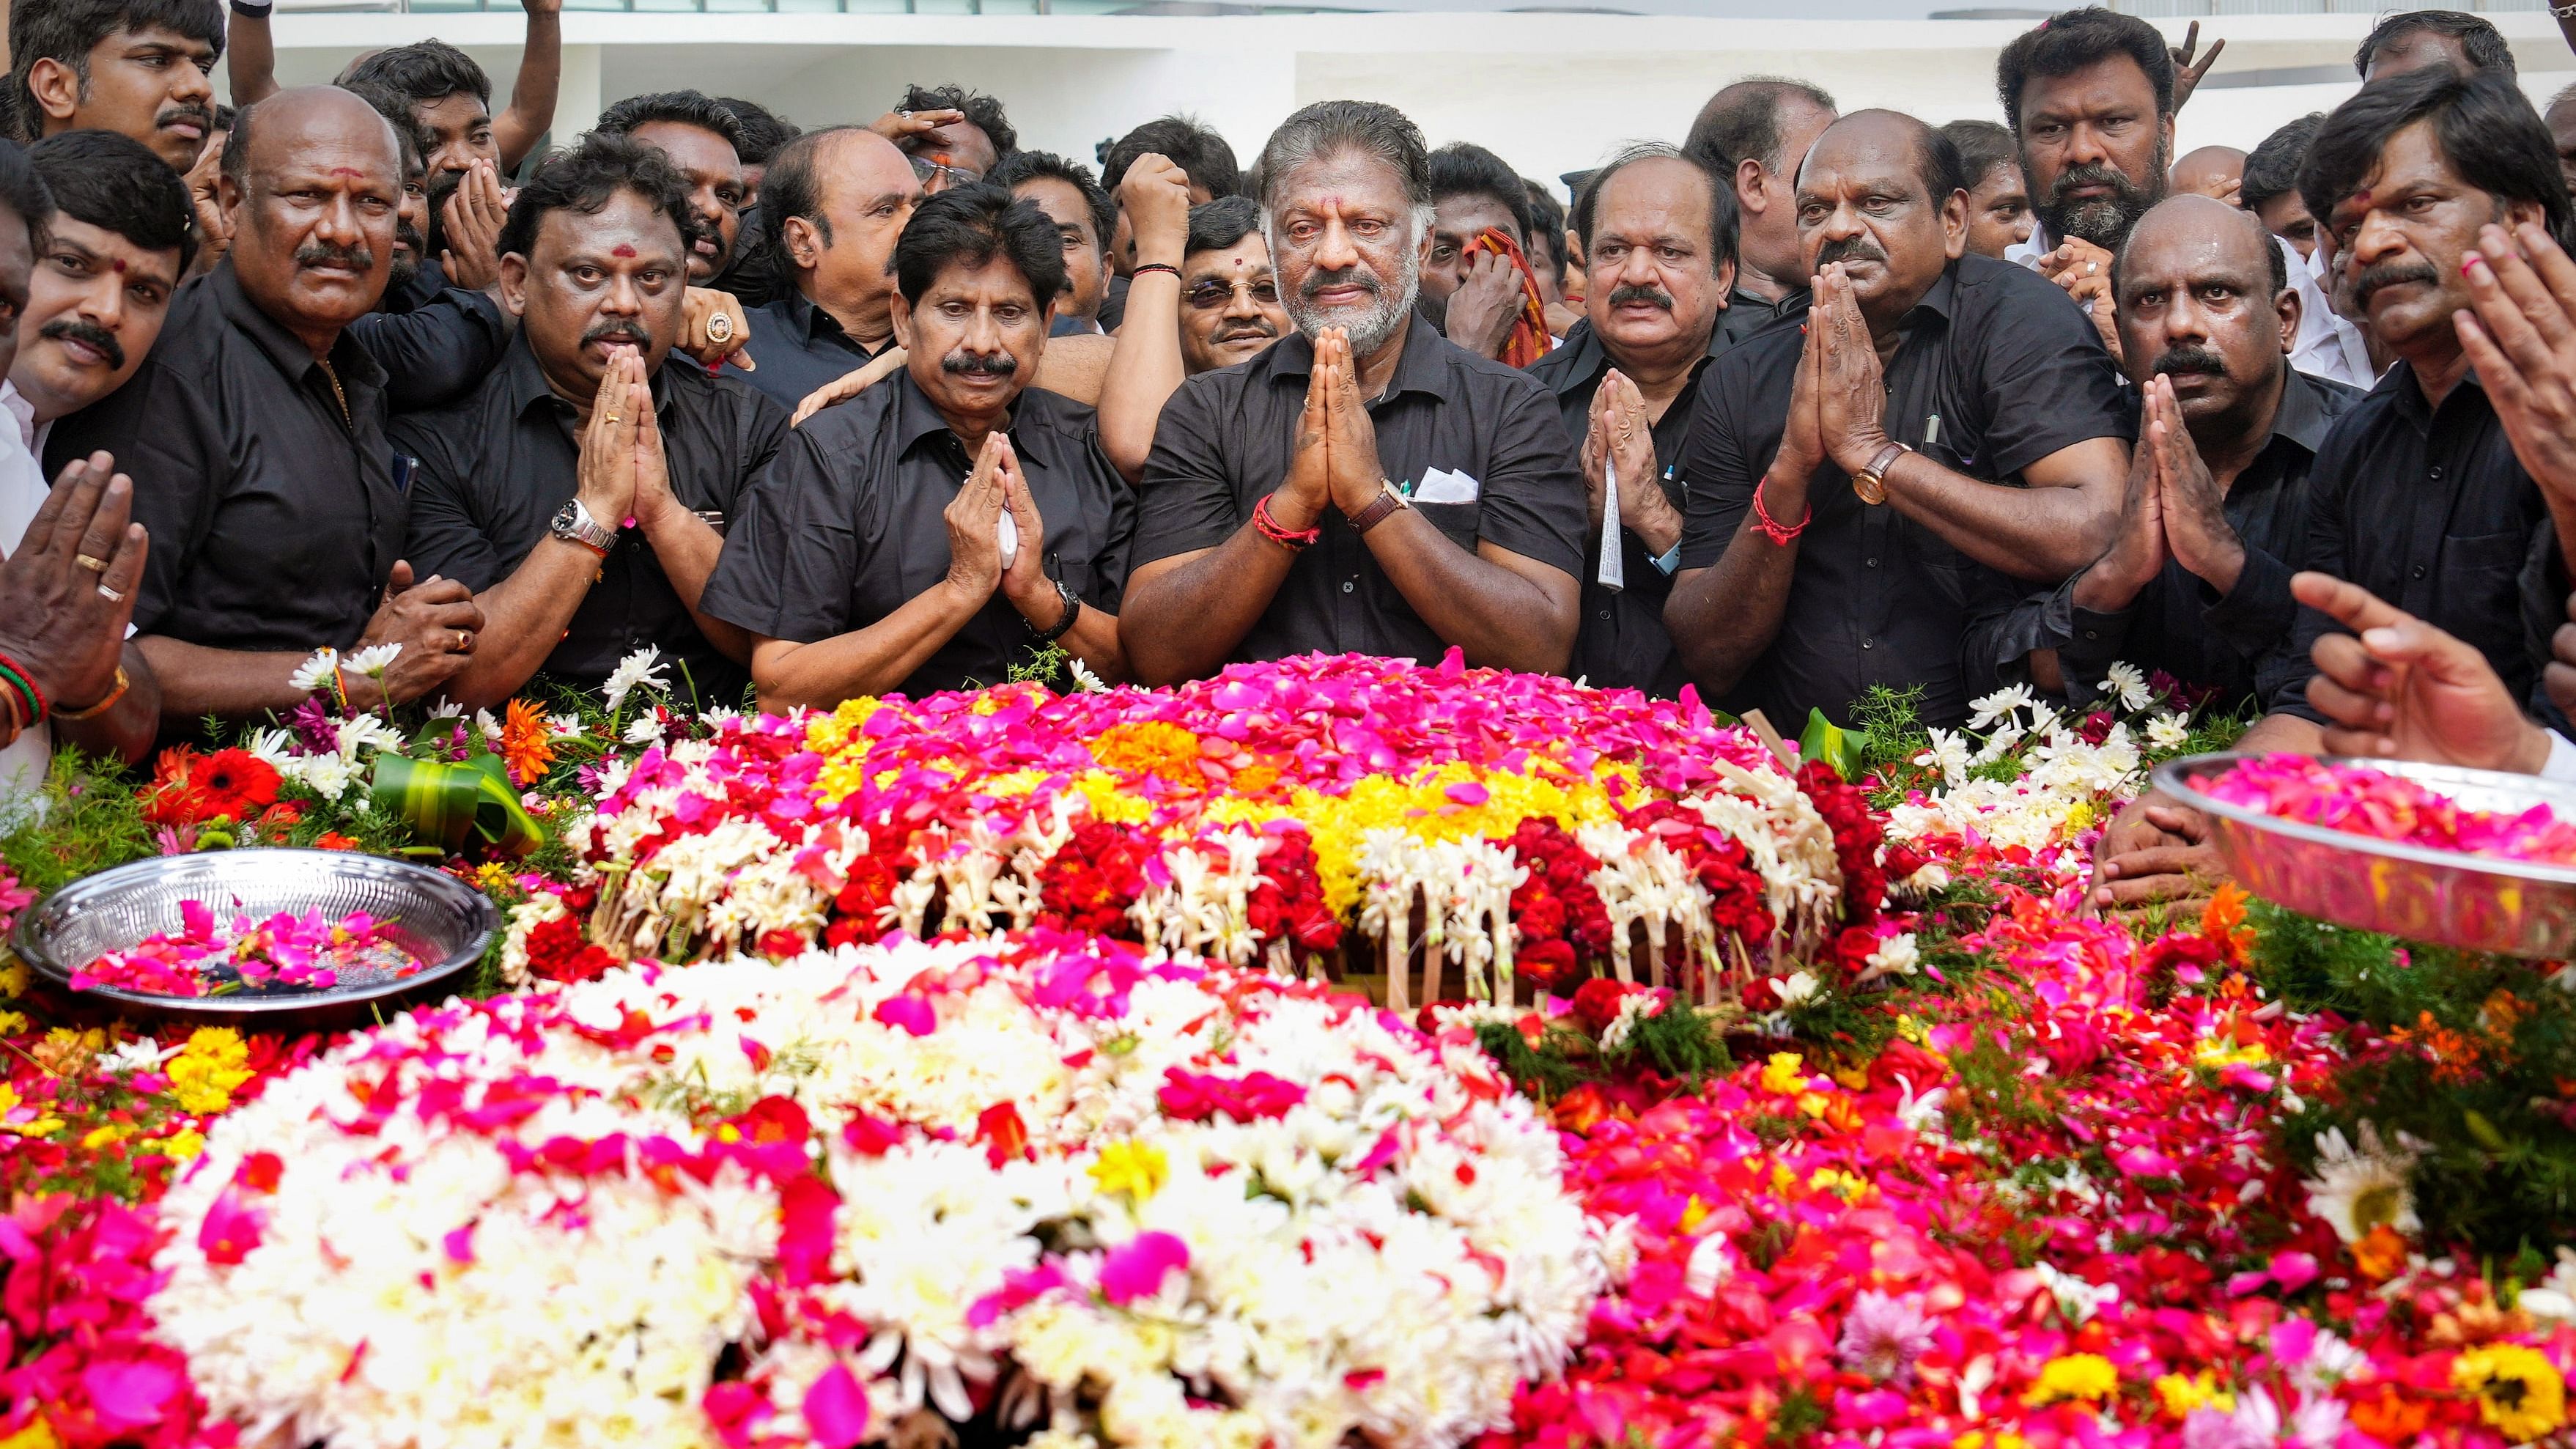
top-left (1571, 976), bottom-right (1636, 1030)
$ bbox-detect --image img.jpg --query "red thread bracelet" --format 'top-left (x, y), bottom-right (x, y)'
top-left (1252, 494), bottom-right (1321, 551)
top-left (1752, 476), bottom-right (1809, 545)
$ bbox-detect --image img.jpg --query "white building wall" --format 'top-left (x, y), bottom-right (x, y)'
top-left (251, 10), bottom-right (2576, 200)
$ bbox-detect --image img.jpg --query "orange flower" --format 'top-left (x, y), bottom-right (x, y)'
top-left (2200, 882), bottom-right (2252, 966)
top-left (2348, 1382), bottom-right (2431, 1442)
top-left (313, 832), bottom-right (360, 851)
top-left (2351, 1223), bottom-right (2411, 1281)
top-left (498, 698), bottom-right (555, 786)
top-left (2389, 1010), bottom-right (2485, 1085)
top-left (1089, 720), bottom-right (1203, 787)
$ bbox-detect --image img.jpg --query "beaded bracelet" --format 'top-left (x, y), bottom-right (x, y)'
top-left (0, 650), bottom-right (49, 727)
top-left (1751, 476), bottom-right (1809, 546)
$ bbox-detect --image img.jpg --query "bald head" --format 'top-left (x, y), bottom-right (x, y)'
top-left (2169, 144), bottom-right (2245, 201)
top-left (1796, 110), bottom-right (1969, 329)
top-left (220, 86), bottom-right (402, 355)
top-left (2113, 193), bottom-right (2294, 430)
top-left (765, 123), bottom-right (925, 342)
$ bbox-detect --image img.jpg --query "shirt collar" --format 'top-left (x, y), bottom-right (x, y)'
top-left (1538, 314), bottom-right (1727, 399)
top-left (786, 287), bottom-right (866, 350)
top-left (501, 332), bottom-right (676, 422)
top-left (2269, 366), bottom-right (2341, 454)
top-left (1898, 262), bottom-right (1960, 328)
top-left (890, 366), bottom-right (1033, 461)
top-left (211, 259), bottom-right (387, 396)
top-left (2383, 356), bottom-right (2486, 434)
top-left (0, 381), bottom-right (35, 454)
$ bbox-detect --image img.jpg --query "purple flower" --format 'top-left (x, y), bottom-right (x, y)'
top-left (1836, 1291), bottom-right (1935, 1383)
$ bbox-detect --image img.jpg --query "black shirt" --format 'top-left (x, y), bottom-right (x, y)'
top-left (391, 335), bottom-right (789, 703)
top-left (46, 262), bottom-right (405, 655)
top-left (1974, 367), bottom-right (2361, 713)
top-left (700, 369), bottom-right (1135, 698)
top-left (1525, 314), bottom-right (1733, 696)
top-left (740, 289), bottom-right (878, 415)
top-left (1676, 254), bottom-right (2134, 728)
top-left (1717, 283), bottom-right (1794, 348)
top-left (710, 203), bottom-right (777, 311)
top-left (1131, 322), bottom-right (1587, 668)
top-left (2259, 361), bottom-right (2558, 723)
top-left (348, 284), bottom-right (509, 415)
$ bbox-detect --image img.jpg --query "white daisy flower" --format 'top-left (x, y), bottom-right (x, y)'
top-left (1914, 727), bottom-right (1971, 787)
top-left (1768, 969), bottom-right (1820, 1008)
top-left (286, 647), bottom-right (338, 695)
top-left (2300, 1121), bottom-right (2423, 1244)
top-left (426, 696), bottom-right (465, 720)
top-left (547, 712), bottom-right (586, 740)
top-left (624, 714), bottom-right (668, 745)
top-left (601, 646), bottom-right (669, 713)
top-left (2097, 660), bottom-right (2152, 712)
top-left (2145, 711), bottom-right (2192, 753)
top-left (344, 642), bottom-right (403, 678)
top-left (1069, 657), bottom-right (1109, 693)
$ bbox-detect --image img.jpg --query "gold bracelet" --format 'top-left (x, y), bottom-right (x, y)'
top-left (55, 665), bottom-right (129, 721)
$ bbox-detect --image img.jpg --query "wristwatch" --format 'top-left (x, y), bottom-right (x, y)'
top-left (1850, 440), bottom-right (1911, 507)
top-left (1029, 577), bottom-right (1082, 645)
top-left (1345, 481), bottom-right (1410, 535)
top-left (550, 497), bottom-right (618, 557)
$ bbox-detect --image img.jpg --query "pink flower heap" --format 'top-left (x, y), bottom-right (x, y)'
top-left (2209, 754), bottom-right (2576, 864)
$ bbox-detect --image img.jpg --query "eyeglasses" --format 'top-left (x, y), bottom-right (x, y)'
top-left (1185, 278), bottom-right (1280, 310)
top-left (907, 154), bottom-right (983, 188)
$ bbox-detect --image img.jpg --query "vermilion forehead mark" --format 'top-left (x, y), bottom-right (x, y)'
top-left (109, 259), bottom-right (125, 273)
top-left (611, 244), bottom-right (637, 258)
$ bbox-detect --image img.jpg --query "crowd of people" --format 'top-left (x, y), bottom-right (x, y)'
top-left (1, 0), bottom-right (2575, 905)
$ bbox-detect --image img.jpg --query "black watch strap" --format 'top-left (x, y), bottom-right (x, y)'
top-left (229, 0), bottom-right (275, 16)
top-left (1030, 578), bottom-right (1080, 645)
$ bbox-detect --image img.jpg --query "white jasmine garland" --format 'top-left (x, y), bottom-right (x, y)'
top-left (155, 935), bottom-right (1608, 1449)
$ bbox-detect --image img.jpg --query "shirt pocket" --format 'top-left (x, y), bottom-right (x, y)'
top-left (1413, 498), bottom-right (1483, 552)
top-left (2441, 528), bottom-right (2528, 576)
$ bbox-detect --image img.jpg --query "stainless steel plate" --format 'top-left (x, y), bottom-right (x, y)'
top-left (2154, 753), bottom-right (2576, 959)
top-left (12, 849), bottom-right (498, 1019)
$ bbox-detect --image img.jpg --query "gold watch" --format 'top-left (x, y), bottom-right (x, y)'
top-left (1850, 440), bottom-right (1911, 506)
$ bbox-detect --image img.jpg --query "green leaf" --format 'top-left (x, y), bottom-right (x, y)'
top-left (1799, 707), bottom-right (1862, 782)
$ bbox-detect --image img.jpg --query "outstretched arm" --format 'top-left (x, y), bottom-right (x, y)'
top-left (491, 0), bottom-right (564, 172)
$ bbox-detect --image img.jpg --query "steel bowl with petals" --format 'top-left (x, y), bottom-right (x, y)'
top-left (2152, 752), bottom-right (2576, 959)
top-left (12, 849), bottom-right (498, 1021)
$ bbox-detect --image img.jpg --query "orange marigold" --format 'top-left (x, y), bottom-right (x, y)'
top-left (1089, 720), bottom-right (1203, 786)
top-left (499, 698), bottom-right (556, 786)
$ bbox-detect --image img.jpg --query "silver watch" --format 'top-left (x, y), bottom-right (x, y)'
top-left (550, 497), bottom-right (618, 555)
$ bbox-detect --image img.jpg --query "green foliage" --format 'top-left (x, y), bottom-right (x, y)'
top-left (2248, 901), bottom-right (2576, 1255)
top-left (1, 749), bottom-right (150, 896)
top-left (1624, 1003), bottom-right (1733, 1081)
top-left (1474, 1020), bottom-right (1588, 1102)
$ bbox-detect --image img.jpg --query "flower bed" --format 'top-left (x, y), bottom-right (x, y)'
top-left (5, 657), bottom-right (2576, 1449)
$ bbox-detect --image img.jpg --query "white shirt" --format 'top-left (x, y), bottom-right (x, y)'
top-left (0, 382), bottom-right (51, 816)
top-left (2007, 220), bottom-right (2374, 389)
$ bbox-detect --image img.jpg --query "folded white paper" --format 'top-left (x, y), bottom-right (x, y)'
top-left (1414, 468), bottom-right (1481, 504)
top-left (998, 511), bottom-right (1019, 569)
top-left (1597, 459), bottom-right (1625, 592)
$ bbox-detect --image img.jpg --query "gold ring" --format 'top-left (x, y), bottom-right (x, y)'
top-left (74, 553), bottom-right (108, 572)
top-left (454, 630), bottom-right (470, 652)
top-left (604, 413), bottom-right (620, 424)
top-left (704, 311), bottom-right (735, 344)
top-left (96, 583), bottom-right (123, 602)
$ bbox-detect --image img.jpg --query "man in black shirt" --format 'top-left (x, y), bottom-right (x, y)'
top-left (9, 130), bottom-right (188, 447)
top-left (341, 80), bottom-right (508, 414)
top-left (741, 126), bottom-right (920, 414)
top-left (1666, 111), bottom-right (2132, 730)
top-left (1176, 196), bottom-right (1287, 376)
top-left (595, 91), bottom-right (745, 287)
top-left (394, 133), bottom-right (784, 710)
top-left (47, 87), bottom-right (483, 727)
top-left (887, 84), bottom-right (1013, 195)
top-left (1683, 78), bottom-right (1837, 342)
top-left (998, 150), bottom-right (1115, 337)
top-left (1121, 100), bottom-right (1584, 683)
top-left (702, 183), bottom-right (1129, 705)
top-left (2097, 67), bottom-right (2576, 905)
top-left (1527, 144), bottom-right (1740, 697)
top-left (1422, 141), bottom-right (1537, 363)
top-left (1974, 195), bottom-right (2360, 713)
top-left (10, 0), bottom-right (219, 172)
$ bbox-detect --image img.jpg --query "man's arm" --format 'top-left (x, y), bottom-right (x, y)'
top-left (1877, 437), bottom-right (2127, 581)
top-left (1093, 155), bottom-right (1192, 483)
top-left (1669, 309), bottom-right (1817, 698)
top-left (492, 0), bottom-right (564, 173)
top-left (1118, 374), bottom-right (1313, 685)
top-left (346, 287), bottom-right (510, 415)
top-left (225, 8), bottom-right (280, 107)
top-left (136, 561), bottom-right (483, 721)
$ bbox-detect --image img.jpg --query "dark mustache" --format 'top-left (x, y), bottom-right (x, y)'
top-left (2049, 161), bottom-right (2138, 207)
top-left (394, 220), bottom-right (425, 256)
top-left (2151, 344), bottom-right (2227, 378)
top-left (582, 320), bottom-right (652, 350)
top-left (292, 240), bottom-right (373, 272)
top-left (940, 350), bottom-right (1017, 376)
top-left (1301, 266), bottom-right (1379, 302)
top-left (1212, 317), bottom-right (1279, 343)
top-left (40, 317), bottom-right (123, 371)
top-left (155, 101), bottom-right (213, 133)
top-left (1606, 283), bottom-right (1674, 310)
top-left (2354, 260), bottom-right (2439, 306)
top-left (1816, 237), bottom-right (1888, 269)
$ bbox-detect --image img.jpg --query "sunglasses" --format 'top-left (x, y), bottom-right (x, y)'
top-left (1186, 277), bottom-right (1281, 310)
top-left (908, 154), bottom-right (983, 188)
